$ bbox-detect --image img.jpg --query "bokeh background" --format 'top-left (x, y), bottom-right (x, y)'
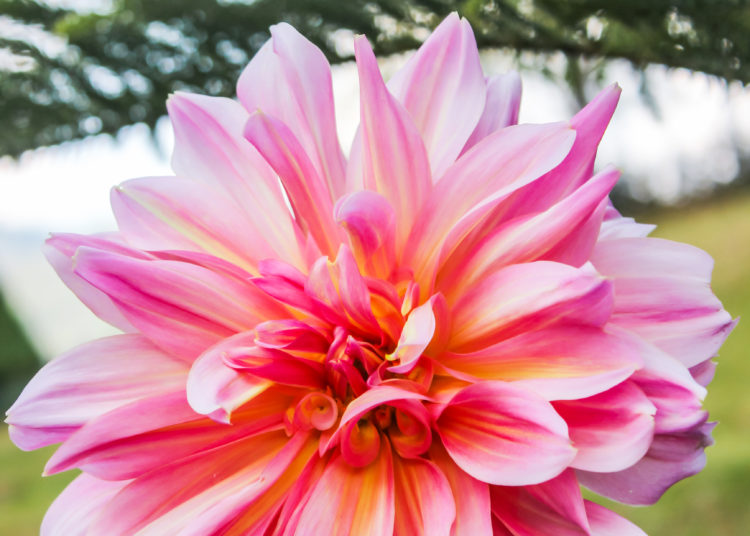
top-left (1, 1), bottom-right (748, 534)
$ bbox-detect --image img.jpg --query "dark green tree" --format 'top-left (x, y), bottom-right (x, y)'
top-left (1, 0), bottom-right (748, 157)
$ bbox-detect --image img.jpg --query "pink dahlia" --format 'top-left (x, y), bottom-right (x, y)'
top-left (7, 13), bottom-right (734, 535)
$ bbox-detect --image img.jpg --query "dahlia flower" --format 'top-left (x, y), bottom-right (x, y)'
top-left (7, 13), bottom-right (734, 535)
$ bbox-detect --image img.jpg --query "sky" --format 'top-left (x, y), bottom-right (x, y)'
top-left (1, 56), bottom-right (749, 359)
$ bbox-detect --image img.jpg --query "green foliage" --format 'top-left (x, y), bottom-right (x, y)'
top-left (1, 0), bottom-right (748, 157)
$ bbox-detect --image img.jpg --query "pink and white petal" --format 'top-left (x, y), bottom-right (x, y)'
top-left (41, 473), bottom-right (128, 536)
top-left (173, 432), bottom-right (320, 536)
top-left (87, 430), bottom-right (296, 535)
top-left (449, 261), bottom-right (612, 352)
top-left (44, 233), bottom-right (145, 332)
top-left (73, 247), bottom-right (285, 358)
top-left (501, 84), bottom-right (621, 219)
top-left (387, 13), bottom-right (486, 179)
top-left (435, 381), bottom-right (575, 486)
top-left (585, 501), bottom-right (647, 536)
top-left (237, 23), bottom-right (346, 198)
top-left (388, 297), bottom-right (437, 374)
top-left (167, 92), bottom-right (305, 268)
top-left (404, 122), bottom-right (575, 291)
top-left (244, 112), bottom-right (341, 257)
top-left (393, 455), bottom-right (455, 536)
top-left (462, 71), bottom-right (522, 153)
top-left (290, 446), bottom-right (395, 536)
top-left (352, 35), bottom-right (432, 250)
top-left (305, 245), bottom-right (382, 337)
top-left (6, 334), bottom-right (187, 450)
top-left (593, 237), bottom-right (734, 367)
top-left (112, 176), bottom-right (270, 273)
top-left (429, 443), bottom-right (493, 536)
top-left (187, 331), bottom-right (273, 421)
top-left (553, 382), bottom-right (655, 472)
top-left (335, 190), bottom-right (397, 280)
top-left (437, 166), bottom-right (618, 299)
top-left (490, 469), bottom-right (590, 536)
top-left (578, 421), bottom-right (715, 506)
top-left (44, 389), bottom-right (291, 480)
top-left (438, 326), bottom-right (642, 401)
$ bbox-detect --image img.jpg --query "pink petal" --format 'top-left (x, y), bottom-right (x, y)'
top-left (490, 469), bottom-right (590, 536)
top-left (387, 13), bottom-right (486, 179)
top-left (429, 443), bottom-right (493, 535)
top-left (501, 84), bottom-right (621, 219)
top-left (585, 501), bottom-right (647, 536)
top-left (593, 237), bottom-right (734, 368)
top-left (167, 92), bottom-right (306, 268)
top-left (237, 23), bottom-right (346, 198)
top-left (41, 473), bottom-right (128, 536)
top-left (43, 389), bottom-right (290, 480)
top-left (434, 381), bottom-right (575, 486)
top-left (290, 446), bottom-right (395, 536)
top-left (553, 381), bottom-right (656, 472)
top-left (73, 247), bottom-right (285, 359)
top-left (88, 430), bottom-right (312, 535)
top-left (438, 325), bottom-right (642, 401)
top-left (392, 455), bottom-right (455, 536)
top-left (578, 422), bottom-right (715, 506)
top-left (244, 111), bottom-right (341, 257)
top-left (350, 35), bottom-right (432, 250)
top-left (404, 122), bottom-right (575, 291)
top-left (305, 245), bottom-right (383, 339)
top-left (437, 165), bottom-right (618, 300)
top-left (44, 233), bottom-right (145, 332)
top-left (449, 261), bottom-right (613, 352)
top-left (186, 331), bottom-right (273, 421)
top-left (6, 334), bottom-right (187, 450)
top-left (462, 71), bottom-right (522, 153)
top-left (112, 175), bottom-right (271, 273)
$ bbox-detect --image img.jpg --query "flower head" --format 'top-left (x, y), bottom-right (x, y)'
top-left (7, 13), bottom-right (734, 535)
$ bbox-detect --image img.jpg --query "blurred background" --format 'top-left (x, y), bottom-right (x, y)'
top-left (1, 1), bottom-right (748, 534)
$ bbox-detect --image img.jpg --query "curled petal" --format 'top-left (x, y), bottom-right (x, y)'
top-left (435, 381), bottom-right (575, 486)
top-left (335, 190), bottom-right (396, 280)
top-left (187, 331), bottom-right (273, 421)
top-left (341, 418), bottom-right (382, 467)
top-left (293, 392), bottom-right (338, 432)
top-left (387, 297), bottom-right (437, 374)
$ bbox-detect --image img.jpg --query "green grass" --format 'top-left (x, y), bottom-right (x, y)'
top-left (1, 191), bottom-right (749, 534)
